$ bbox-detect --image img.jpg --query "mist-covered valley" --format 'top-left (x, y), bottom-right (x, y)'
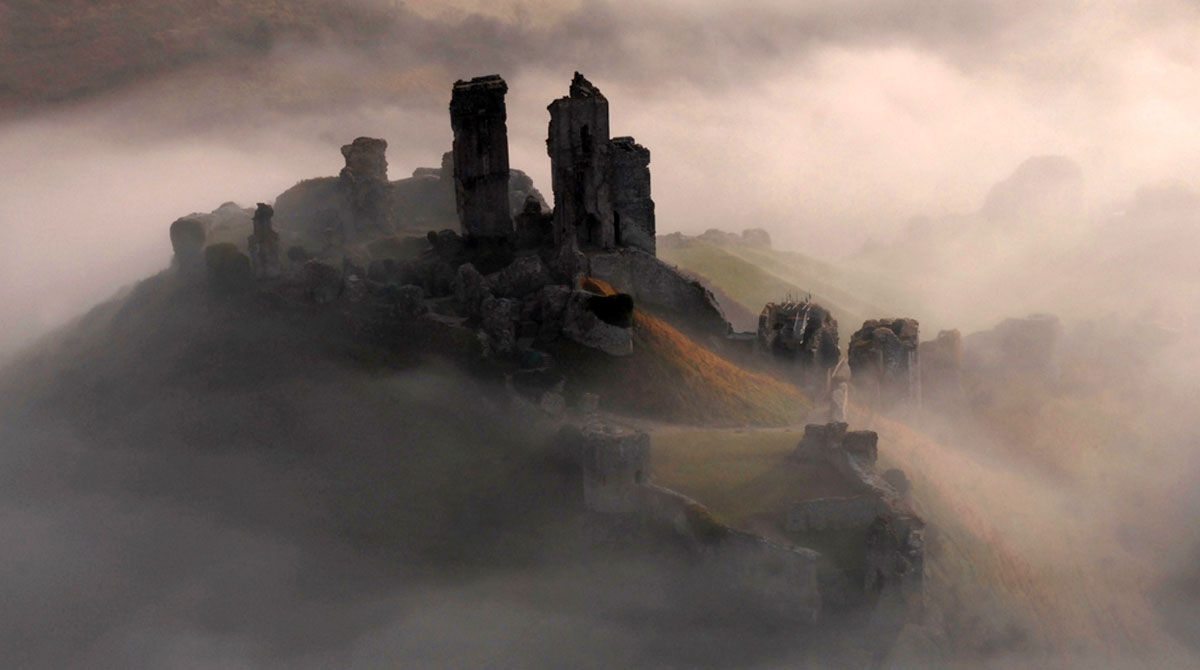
top-left (2, 1), bottom-right (1199, 668)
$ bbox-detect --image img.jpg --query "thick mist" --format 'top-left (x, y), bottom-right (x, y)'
top-left (1, 1), bottom-right (1199, 667)
top-left (3, 0), bottom-right (1200, 355)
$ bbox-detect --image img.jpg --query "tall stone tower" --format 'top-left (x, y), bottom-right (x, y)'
top-left (609, 136), bottom-right (655, 254)
top-left (450, 74), bottom-right (513, 241)
top-left (547, 72), bottom-right (614, 250)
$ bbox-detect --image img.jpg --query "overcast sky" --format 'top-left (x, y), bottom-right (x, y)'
top-left (2, 0), bottom-right (1199, 355)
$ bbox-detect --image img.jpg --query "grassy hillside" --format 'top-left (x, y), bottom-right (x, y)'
top-left (650, 427), bottom-right (865, 529)
top-left (646, 407), bottom-right (1189, 663)
top-left (565, 308), bottom-right (810, 427)
top-left (658, 241), bottom-right (911, 335)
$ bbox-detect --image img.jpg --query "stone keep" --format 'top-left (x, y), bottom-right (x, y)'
top-left (450, 75), bottom-right (513, 240)
top-left (339, 137), bottom-right (392, 238)
top-left (548, 72), bottom-right (614, 250)
top-left (247, 203), bottom-right (280, 278)
top-left (608, 136), bottom-right (656, 254)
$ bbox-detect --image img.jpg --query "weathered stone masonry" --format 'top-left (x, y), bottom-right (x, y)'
top-left (548, 73), bottom-right (613, 250)
top-left (547, 73), bottom-right (656, 255)
top-left (608, 136), bottom-right (655, 254)
top-left (450, 75), bottom-right (514, 241)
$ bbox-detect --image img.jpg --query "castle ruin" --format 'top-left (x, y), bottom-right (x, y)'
top-left (757, 298), bottom-right (840, 394)
top-left (247, 203), bottom-right (280, 278)
top-left (849, 318), bottom-right (921, 411)
top-left (546, 73), bottom-right (655, 255)
top-left (339, 137), bottom-right (393, 239)
top-left (450, 75), bottom-right (514, 241)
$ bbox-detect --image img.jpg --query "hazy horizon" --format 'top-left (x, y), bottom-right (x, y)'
top-left (3, 0), bottom-right (1200, 356)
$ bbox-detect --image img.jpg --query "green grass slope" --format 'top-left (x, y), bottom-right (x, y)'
top-left (658, 241), bottom-right (911, 334)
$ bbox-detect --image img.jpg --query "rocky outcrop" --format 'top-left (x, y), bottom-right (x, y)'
top-left (450, 75), bottom-right (513, 241)
top-left (480, 296), bottom-right (518, 354)
top-left (382, 284), bottom-right (428, 319)
top-left (589, 248), bottom-right (730, 338)
top-left (485, 253), bottom-right (552, 299)
top-left (849, 319), bottom-right (921, 411)
top-left (561, 290), bottom-right (634, 356)
top-left (453, 263), bottom-right (490, 318)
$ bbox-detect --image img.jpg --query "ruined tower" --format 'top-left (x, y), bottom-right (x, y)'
top-left (450, 75), bottom-right (513, 241)
top-left (247, 202), bottom-right (280, 278)
top-left (547, 72), bottom-right (614, 250)
top-left (849, 318), bottom-right (921, 411)
top-left (609, 137), bottom-right (656, 254)
top-left (339, 137), bottom-right (393, 239)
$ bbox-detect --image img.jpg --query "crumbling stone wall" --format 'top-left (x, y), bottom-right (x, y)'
top-left (865, 513), bottom-right (925, 613)
top-left (450, 75), bottom-right (514, 241)
top-left (758, 299), bottom-right (840, 394)
top-left (608, 136), bottom-right (655, 254)
top-left (560, 423), bottom-right (821, 622)
top-left (849, 318), bottom-right (921, 411)
top-left (588, 248), bottom-right (730, 339)
top-left (788, 496), bottom-right (880, 532)
top-left (569, 424), bottom-right (650, 514)
top-left (548, 72), bottom-right (614, 250)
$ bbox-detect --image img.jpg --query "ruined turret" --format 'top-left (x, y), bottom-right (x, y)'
top-left (849, 318), bottom-right (921, 411)
top-left (581, 424), bottom-right (649, 514)
top-left (247, 203), bottom-right (280, 278)
top-left (339, 137), bottom-right (393, 239)
top-left (758, 299), bottom-right (840, 395)
top-left (548, 72), bottom-right (614, 250)
top-left (609, 136), bottom-right (655, 254)
top-left (450, 75), bottom-right (513, 241)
